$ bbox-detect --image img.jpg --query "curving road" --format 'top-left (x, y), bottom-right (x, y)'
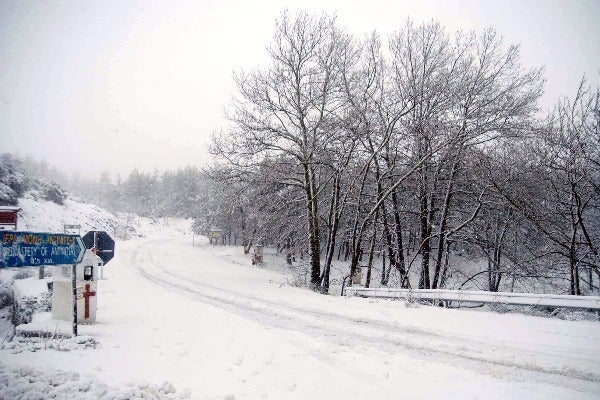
top-left (121, 236), bottom-right (600, 399)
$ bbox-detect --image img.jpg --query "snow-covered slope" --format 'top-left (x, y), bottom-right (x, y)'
top-left (16, 192), bottom-right (123, 234)
top-left (14, 190), bottom-right (191, 239)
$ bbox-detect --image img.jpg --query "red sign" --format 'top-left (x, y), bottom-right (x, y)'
top-left (0, 211), bottom-right (18, 229)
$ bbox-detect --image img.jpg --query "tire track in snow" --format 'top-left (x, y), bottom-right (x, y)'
top-left (127, 238), bottom-right (600, 392)
top-left (127, 238), bottom-right (397, 396)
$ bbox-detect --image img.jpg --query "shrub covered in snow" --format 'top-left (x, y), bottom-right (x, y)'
top-left (12, 278), bottom-right (51, 326)
top-left (0, 153), bottom-right (69, 207)
top-left (13, 294), bottom-right (51, 326)
top-left (3, 335), bottom-right (99, 353)
top-left (0, 363), bottom-right (190, 400)
top-left (11, 270), bottom-right (34, 281)
top-left (0, 153), bottom-right (27, 206)
top-left (40, 181), bottom-right (67, 205)
top-left (0, 283), bottom-right (12, 309)
top-left (27, 180), bottom-right (68, 205)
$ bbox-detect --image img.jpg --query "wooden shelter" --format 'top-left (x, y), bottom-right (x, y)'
top-left (0, 206), bottom-right (20, 230)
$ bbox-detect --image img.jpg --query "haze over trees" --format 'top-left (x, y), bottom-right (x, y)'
top-left (3, 155), bottom-right (208, 220)
top-left (209, 12), bottom-right (600, 295)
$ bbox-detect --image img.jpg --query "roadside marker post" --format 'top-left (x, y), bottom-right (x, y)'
top-left (82, 231), bottom-right (115, 281)
top-left (82, 231), bottom-right (115, 265)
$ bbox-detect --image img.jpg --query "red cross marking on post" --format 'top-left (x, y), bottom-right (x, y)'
top-left (83, 284), bottom-right (96, 319)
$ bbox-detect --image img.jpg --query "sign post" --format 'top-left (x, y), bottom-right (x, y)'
top-left (82, 231), bottom-right (115, 265)
top-left (64, 224), bottom-right (81, 235)
top-left (72, 264), bottom-right (77, 336)
top-left (0, 231), bottom-right (86, 337)
top-left (82, 231), bottom-right (115, 282)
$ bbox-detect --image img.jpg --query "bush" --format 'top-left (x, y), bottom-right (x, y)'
top-left (0, 283), bottom-right (12, 309)
top-left (41, 181), bottom-right (67, 205)
top-left (12, 270), bottom-right (33, 280)
top-left (13, 293), bottom-right (52, 325)
top-left (0, 182), bottom-right (19, 206)
top-left (0, 154), bottom-right (27, 206)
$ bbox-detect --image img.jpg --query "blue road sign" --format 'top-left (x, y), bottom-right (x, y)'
top-left (0, 231), bottom-right (85, 268)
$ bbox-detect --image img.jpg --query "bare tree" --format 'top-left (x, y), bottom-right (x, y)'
top-left (390, 23), bottom-right (543, 288)
top-left (211, 11), bottom-right (348, 290)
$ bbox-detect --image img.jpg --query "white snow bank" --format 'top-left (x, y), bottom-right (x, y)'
top-left (16, 191), bottom-right (193, 241)
top-left (14, 312), bottom-right (73, 338)
top-left (121, 215), bottom-right (193, 239)
top-left (0, 362), bottom-right (190, 400)
top-left (12, 278), bottom-right (48, 302)
top-left (18, 193), bottom-right (123, 234)
top-left (4, 333), bottom-right (99, 353)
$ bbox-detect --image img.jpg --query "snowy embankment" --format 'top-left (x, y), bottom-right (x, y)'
top-left (0, 363), bottom-right (188, 400)
top-left (16, 193), bottom-right (123, 234)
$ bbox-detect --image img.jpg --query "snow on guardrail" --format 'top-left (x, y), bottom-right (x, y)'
top-left (344, 287), bottom-right (600, 310)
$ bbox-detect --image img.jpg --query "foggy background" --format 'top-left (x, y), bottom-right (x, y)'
top-left (1, 0), bottom-right (599, 178)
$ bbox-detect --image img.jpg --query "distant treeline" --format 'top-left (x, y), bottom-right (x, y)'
top-left (1, 154), bottom-right (209, 220)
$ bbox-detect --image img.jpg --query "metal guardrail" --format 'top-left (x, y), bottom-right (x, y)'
top-left (344, 287), bottom-right (600, 310)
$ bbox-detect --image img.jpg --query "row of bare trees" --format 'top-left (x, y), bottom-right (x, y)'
top-left (207, 12), bottom-right (599, 295)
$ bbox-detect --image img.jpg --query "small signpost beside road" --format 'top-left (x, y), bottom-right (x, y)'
top-left (64, 224), bottom-right (81, 235)
top-left (1, 230), bottom-right (115, 337)
top-left (210, 228), bottom-right (222, 245)
top-left (0, 230), bottom-right (87, 336)
top-left (82, 231), bottom-right (115, 265)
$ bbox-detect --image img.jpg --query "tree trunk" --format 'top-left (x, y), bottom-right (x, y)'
top-left (322, 174), bottom-right (342, 293)
top-left (390, 190), bottom-right (409, 287)
top-left (419, 190), bottom-right (432, 289)
top-left (373, 158), bottom-right (397, 285)
top-left (380, 250), bottom-right (388, 285)
top-left (493, 248), bottom-right (502, 292)
top-left (432, 159), bottom-right (458, 289)
top-left (348, 163), bottom-right (372, 282)
top-left (365, 208), bottom-right (380, 288)
top-left (439, 241), bottom-right (451, 289)
top-left (304, 163), bottom-right (321, 290)
top-left (417, 139), bottom-right (434, 289)
top-left (344, 241), bottom-right (350, 262)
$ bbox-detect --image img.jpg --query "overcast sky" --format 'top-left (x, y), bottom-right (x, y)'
top-left (1, 0), bottom-right (599, 179)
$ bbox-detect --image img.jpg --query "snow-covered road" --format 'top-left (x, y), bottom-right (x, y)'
top-left (3, 234), bottom-right (600, 399)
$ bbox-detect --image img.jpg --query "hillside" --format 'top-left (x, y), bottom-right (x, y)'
top-left (16, 192), bottom-right (124, 234)
top-left (14, 190), bottom-right (191, 241)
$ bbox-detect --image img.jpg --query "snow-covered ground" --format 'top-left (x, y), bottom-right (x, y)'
top-left (16, 193), bottom-right (123, 234)
top-left (2, 224), bottom-right (600, 399)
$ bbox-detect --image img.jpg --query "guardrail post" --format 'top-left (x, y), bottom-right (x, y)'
top-left (341, 274), bottom-right (351, 296)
